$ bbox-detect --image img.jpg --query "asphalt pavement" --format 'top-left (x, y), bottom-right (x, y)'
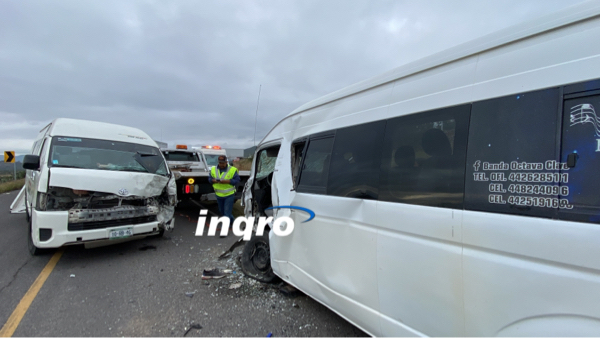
top-left (0, 190), bottom-right (367, 337)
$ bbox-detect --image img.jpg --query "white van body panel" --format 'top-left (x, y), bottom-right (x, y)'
top-left (49, 168), bottom-right (170, 197)
top-left (48, 118), bottom-right (158, 147)
top-left (462, 211), bottom-right (600, 336)
top-left (247, 2), bottom-right (600, 336)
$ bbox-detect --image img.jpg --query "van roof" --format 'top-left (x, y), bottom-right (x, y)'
top-left (44, 118), bottom-right (158, 147)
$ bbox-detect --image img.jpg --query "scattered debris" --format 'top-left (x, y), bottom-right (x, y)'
top-left (279, 284), bottom-right (300, 298)
top-left (292, 303), bottom-right (299, 308)
top-left (185, 291), bottom-right (195, 298)
top-left (218, 237), bottom-right (245, 259)
top-left (201, 268), bottom-right (225, 280)
top-left (139, 244), bottom-right (156, 251)
top-left (183, 322), bottom-right (203, 337)
top-left (229, 282), bottom-right (242, 290)
top-left (223, 269), bottom-right (233, 274)
top-left (69, 274), bottom-right (75, 278)
top-left (267, 333), bottom-right (273, 337)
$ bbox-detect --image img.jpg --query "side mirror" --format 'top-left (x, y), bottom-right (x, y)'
top-left (22, 155), bottom-right (40, 171)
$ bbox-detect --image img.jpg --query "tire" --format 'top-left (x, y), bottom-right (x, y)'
top-left (241, 233), bottom-right (280, 283)
top-left (27, 214), bottom-right (43, 256)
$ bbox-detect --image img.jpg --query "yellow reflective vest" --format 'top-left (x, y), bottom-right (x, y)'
top-left (210, 165), bottom-right (238, 197)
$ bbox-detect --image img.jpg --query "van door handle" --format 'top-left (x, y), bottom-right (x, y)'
top-left (567, 153), bottom-right (578, 168)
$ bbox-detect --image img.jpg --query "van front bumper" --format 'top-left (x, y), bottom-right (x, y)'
top-left (31, 209), bottom-right (165, 248)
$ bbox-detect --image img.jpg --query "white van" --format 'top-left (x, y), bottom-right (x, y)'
top-left (242, 3), bottom-right (600, 336)
top-left (15, 118), bottom-right (177, 255)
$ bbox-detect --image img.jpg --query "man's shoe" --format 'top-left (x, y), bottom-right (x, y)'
top-left (201, 268), bottom-right (225, 280)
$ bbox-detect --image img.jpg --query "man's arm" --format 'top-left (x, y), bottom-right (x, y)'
top-left (220, 170), bottom-right (240, 185)
top-left (208, 167), bottom-right (217, 183)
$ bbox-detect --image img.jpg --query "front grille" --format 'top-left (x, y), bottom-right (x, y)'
top-left (68, 216), bottom-right (157, 231)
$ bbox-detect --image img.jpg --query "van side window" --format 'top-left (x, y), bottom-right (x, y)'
top-left (296, 136), bottom-right (334, 194)
top-left (559, 89), bottom-right (600, 223)
top-left (464, 88), bottom-right (559, 218)
top-left (327, 121), bottom-right (386, 199)
top-left (379, 105), bottom-right (470, 208)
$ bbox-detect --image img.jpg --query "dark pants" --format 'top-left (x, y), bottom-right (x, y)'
top-left (216, 194), bottom-right (235, 225)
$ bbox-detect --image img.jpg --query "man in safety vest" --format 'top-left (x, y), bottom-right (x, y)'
top-left (208, 155), bottom-right (241, 227)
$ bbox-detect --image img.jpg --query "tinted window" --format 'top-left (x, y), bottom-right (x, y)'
top-left (464, 88), bottom-right (560, 217)
top-left (291, 141), bottom-right (306, 189)
top-left (297, 136), bottom-right (334, 194)
top-left (559, 91), bottom-right (600, 223)
top-left (379, 105), bottom-right (470, 208)
top-left (327, 121), bottom-right (385, 199)
top-left (162, 151), bottom-right (199, 162)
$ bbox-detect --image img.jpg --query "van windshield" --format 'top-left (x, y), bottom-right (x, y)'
top-left (48, 136), bottom-right (168, 175)
top-left (204, 154), bottom-right (221, 166)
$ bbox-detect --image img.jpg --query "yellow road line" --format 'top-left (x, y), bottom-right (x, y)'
top-left (0, 249), bottom-right (64, 337)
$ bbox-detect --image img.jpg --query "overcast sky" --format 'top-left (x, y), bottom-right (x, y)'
top-left (0, 0), bottom-right (587, 156)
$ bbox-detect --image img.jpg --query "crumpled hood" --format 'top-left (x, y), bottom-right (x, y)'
top-left (49, 168), bottom-right (170, 197)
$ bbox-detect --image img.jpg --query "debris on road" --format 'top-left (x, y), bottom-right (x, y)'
top-left (228, 282), bottom-right (242, 290)
top-left (70, 274), bottom-right (75, 278)
top-left (183, 322), bottom-right (203, 337)
top-left (185, 291), bottom-right (196, 298)
top-left (201, 268), bottom-right (225, 280)
top-left (279, 284), bottom-right (300, 298)
top-left (218, 237), bottom-right (245, 259)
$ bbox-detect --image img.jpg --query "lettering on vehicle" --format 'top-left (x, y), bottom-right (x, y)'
top-left (472, 159), bottom-right (573, 209)
top-left (570, 103), bottom-right (600, 153)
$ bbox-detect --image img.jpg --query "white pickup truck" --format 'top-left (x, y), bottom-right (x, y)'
top-left (160, 145), bottom-right (250, 202)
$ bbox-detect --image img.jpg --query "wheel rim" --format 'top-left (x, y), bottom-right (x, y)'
top-left (251, 242), bottom-right (270, 272)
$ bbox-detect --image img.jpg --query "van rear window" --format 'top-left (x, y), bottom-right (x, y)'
top-left (162, 151), bottom-right (199, 162)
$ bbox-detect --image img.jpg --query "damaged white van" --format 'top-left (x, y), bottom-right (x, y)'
top-left (13, 118), bottom-right (177, 255)
top-left (242, 3), bottom-right (600, 337)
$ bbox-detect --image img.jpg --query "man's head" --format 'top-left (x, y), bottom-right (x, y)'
top-left (218, 155), bottom-right (228, 169)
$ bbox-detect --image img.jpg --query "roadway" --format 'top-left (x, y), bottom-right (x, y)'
top-left (0, 190), bottom-right (366, 337)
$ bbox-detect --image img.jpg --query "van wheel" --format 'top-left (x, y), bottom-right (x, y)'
top-left (241, 233), bottom-right (280, 283)
top-left (27, 216), bottom-right (43, 256)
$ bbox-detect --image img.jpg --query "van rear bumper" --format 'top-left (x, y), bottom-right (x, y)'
top-left (31, 209), bottom-right (162, 248)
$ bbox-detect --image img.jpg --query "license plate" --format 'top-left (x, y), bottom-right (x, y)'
top-left (109, 227), bottom-right (133, 239)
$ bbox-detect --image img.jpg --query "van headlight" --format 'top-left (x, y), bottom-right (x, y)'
top-left (37, 192), bottom-right (48, 210)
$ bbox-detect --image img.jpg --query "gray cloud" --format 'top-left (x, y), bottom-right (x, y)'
top-left (0, 0), bottom-right (584, 155)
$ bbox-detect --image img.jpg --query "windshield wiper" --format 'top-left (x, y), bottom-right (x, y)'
top-left (52, 164), bottom-right (83, 169)
top-left (136, 151), bottom-right (158, 157)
